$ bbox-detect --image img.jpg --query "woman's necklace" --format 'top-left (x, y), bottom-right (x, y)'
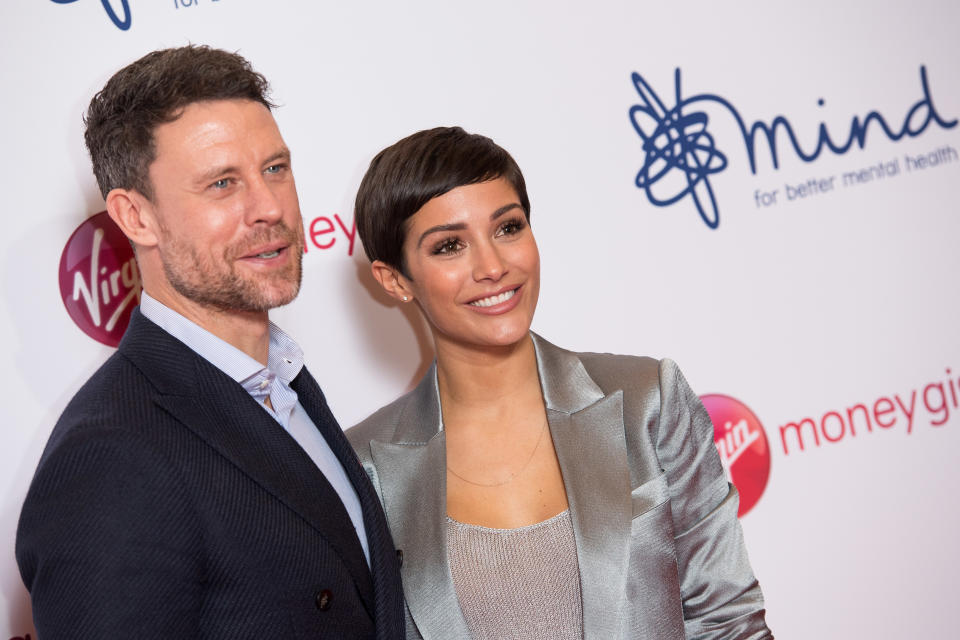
top-left (446, 417), bottom-right (548, 487)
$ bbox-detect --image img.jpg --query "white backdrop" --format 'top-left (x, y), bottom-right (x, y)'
top-left (2, 1), bottom-right (959, 638)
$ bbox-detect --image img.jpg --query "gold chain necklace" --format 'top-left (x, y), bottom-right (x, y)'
top-left (446, 417), bottom-right (548, 487)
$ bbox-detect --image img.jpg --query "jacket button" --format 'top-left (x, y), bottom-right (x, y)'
top-left (315, 589), bottom-right (333, 611)
top-left (396, 549), bottom-right (403, 568)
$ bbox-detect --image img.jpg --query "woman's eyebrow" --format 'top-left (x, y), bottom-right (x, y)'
top-left (490, 203), bottom-right (522, 220)
top-left (417, 223), bottom-right (466, 248)
top-left (416, 203), bottom-right (522, 248)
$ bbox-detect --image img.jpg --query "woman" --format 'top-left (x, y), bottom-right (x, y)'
top-left (347, 127), bottom-right (771, 640)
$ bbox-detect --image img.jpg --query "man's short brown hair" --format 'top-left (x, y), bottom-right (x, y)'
top-left (84, 45), bottom-right (274, 200)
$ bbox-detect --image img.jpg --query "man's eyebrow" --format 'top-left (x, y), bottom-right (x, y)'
top-left (195, 164), bottom-right (236, 186)
top-left (415, 202), bottom-right (523, 249)
top-left (263, 148), bottom-right (292, 166)
top-left (194, 147), bottom-right (291, 185)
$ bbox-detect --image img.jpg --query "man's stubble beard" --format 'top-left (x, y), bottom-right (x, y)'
top-left (162, 222), bottom-right (304, 313)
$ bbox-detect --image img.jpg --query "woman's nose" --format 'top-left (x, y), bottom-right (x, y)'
top-left (472, 241), bottom-right (507, 281)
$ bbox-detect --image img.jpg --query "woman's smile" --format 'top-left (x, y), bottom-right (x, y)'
top-left (466, 285), bottom-right (523, 312)
top-left (398, 177), bottom-right (540, 350)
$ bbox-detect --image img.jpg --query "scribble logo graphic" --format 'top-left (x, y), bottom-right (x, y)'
top-left (629, 72), bottom-right (729, 228)
top-left (59, 211), bottom-right (141, 347)
top-left (50, 0), bottom-right (131, 31)
top-left (701, 394), bottom-right (771, 517)
top-left (629, 66), bottom-right (957, 228)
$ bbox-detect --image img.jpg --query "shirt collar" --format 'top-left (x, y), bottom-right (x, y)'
top-left (138, 291), bottom-right (304, 385)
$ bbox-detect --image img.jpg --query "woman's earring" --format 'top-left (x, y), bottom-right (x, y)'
top-left (402, 296), bottom-right (409, 302)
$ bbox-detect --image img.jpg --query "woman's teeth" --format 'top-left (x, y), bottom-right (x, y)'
top-left (470, 289), bottom-right (516, 308)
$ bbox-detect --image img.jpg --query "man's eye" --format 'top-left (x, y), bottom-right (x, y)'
top-left (212, 178), bottom-right (230, 189)
top-left (265, 164), bottom-right (287, 174)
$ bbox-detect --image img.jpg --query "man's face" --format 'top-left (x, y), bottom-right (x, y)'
top-left (145, 99), bottom-right (304, 314)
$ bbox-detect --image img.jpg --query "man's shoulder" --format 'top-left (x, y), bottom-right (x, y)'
top-left (42, 350), bottom-right (158, 455)
top-left (60, 348), bottom-right (151, 417)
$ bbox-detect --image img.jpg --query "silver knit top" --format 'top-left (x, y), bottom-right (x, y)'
top-left (446, 509), bottom-right (584, 640)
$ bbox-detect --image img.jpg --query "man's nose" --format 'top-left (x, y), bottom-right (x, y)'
top-left (244, 175), bottom-right (285, 225)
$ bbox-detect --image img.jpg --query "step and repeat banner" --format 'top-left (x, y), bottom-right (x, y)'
top-left (2, 1), bottom-right (958, 638)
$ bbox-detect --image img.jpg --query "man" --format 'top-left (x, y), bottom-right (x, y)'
top-left (16, 46), bottom-right (404, 638)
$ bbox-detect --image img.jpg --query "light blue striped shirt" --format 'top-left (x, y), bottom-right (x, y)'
top-left (139, 292), bottom-right (370, 566)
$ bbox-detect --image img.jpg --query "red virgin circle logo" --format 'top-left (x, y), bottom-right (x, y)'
top-left (59, 211), bottom-right (141, 347)
top-left (701, 394), bottom-right (771, 517)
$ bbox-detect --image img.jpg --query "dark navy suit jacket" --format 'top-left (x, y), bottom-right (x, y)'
top-left (16, 309), bottom-right (404, 639)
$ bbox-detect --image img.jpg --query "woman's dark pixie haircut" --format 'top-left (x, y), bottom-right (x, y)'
top-left (84, 45), bottom-right (275, 200)
top-left (354, 126), bottom-right (531, 274)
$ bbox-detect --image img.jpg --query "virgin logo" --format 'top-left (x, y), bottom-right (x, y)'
top-left (58, 211), bottom-right (141, 347)
top-left (700, 394), bottom-right (771, 517)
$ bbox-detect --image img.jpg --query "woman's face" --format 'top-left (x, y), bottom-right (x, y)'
top-left (398, 177), bottom-right (540, 352)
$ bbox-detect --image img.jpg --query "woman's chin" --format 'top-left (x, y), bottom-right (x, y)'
top-left (480, 324), bottom-right (536, 352)
top-left (436, 323), bottom-right (532, 354)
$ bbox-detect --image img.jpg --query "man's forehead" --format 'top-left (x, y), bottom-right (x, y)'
top-left (152, 99), bottom-right (283, 158)
top-left (160, 98), bottom-right (276, 131)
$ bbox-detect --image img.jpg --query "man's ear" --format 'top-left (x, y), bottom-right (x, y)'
top-left (105, 188), bottom-right (159, 248)
top-left (371, 260), bottom-right (415, 303)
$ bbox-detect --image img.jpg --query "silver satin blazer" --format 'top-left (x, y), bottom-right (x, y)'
top-left (348, 334), bottom-right (772, 639)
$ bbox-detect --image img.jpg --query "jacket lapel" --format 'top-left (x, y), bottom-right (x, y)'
top-left (365, 336), bottom-right (634, 639)
top-left (292, 369), bottom-right (404, 638)
top-left (369, 365), bottom-right (473, 639)
top-left (533, 334), bottom-right (633, 639)
top-left (119, 311), bottom-right (375, 613)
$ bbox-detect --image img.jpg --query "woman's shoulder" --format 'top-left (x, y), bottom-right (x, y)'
top-left (578, 351), bottom-right (688, 390)
top-left (346, 393), bottom-right (410, 452)
top-left (533, 333), bottom-right (667, 393)
top-left (346, 362), bottom-right (440, 454)
top-left (533, 335), bottom-right (700, 425)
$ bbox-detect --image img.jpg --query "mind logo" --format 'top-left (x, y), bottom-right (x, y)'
top-left (701, 394), bottom-right (771, 517)
top-left (59, 211), bottom-right (141, 347)
top-left (628, 66), bottom-right (956, 228)
top-left (50, 0), bottom-right (132, 31)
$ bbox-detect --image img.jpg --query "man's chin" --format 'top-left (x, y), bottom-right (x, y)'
top-left (260, 289), bottom-right (300, 311)
top-left (233, 284), bottom-right (301, 313)
top-left (168, 281), bottom-right (300, 315)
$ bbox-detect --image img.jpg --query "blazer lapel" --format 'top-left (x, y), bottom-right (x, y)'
top-left (361, 336), bottom-right (634, 640)
top-left (532, 334), bottom-right (633, 639)
top-left (369, 365), bottom-right (472, 640)
top-left (292, 368), bottom-right (404, 638)
top-left (119, 311), bottom-right (375, 613)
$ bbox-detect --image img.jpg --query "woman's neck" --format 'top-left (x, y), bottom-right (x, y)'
top-left (434, 334), bottom-right (542, 422)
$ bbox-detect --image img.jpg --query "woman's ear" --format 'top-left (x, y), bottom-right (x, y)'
top-left (371, 260), bottom-right (414, 303)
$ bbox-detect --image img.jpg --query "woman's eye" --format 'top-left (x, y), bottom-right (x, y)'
top-left (432, 238), bottom-right (464, 255)
top-left (497, 217), bottom-right (526, 236)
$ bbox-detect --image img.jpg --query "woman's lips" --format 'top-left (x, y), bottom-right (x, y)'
top-left (469, 288), bottom-right (516, 308)
top-left (466, 285), bottom-right (522, 314)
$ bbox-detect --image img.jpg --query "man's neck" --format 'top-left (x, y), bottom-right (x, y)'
top-left (145, 286), bottom-right (271, 365)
